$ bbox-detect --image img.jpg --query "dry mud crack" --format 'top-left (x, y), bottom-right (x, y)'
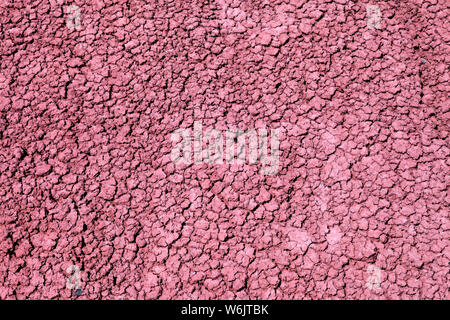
top-left (0, 0), bottom-right (448, 299)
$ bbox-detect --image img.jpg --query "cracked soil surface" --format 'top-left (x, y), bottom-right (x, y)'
top-left (0, 0), bottom-right (449, 299)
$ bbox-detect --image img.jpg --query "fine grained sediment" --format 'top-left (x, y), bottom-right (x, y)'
top-left (0, 0), bottom-right (448, 299)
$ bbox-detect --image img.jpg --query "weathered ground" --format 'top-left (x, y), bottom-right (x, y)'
top-left (0, 0), bottom-right (448, 299)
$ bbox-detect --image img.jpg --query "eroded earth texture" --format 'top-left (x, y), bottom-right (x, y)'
top-left (0, 0), bottom-right (449, 299)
